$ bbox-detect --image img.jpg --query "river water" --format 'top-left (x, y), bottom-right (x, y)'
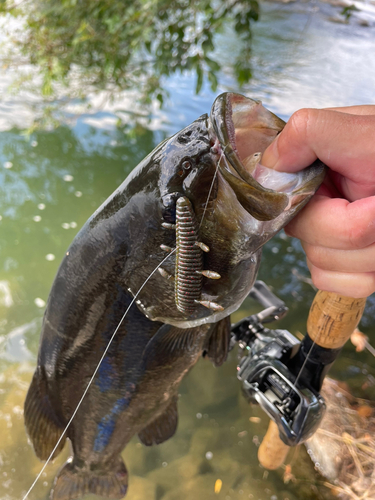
top-left (1, 1), bottom-right (375, 499)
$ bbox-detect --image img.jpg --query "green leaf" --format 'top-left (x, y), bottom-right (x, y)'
top-left (42, 75), bottom-right (53, 96)
top-left (205, 57), bottom-right (220, 72)
top-left (340, 4), bottom-right (358, 20)
top-left (196, 64), bottom-right (204, 94)
top-left (202, 37), bottom-right (214, 54)
top-left (234, 58), bottom-right (252, 86)
top-left (208, 71), bottom-right (218, 92)
top-left (156, 92), bottom-right (164, 105)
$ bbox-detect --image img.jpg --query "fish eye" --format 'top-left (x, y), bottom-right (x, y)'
top-left (181, 160), bottom-right (192, 171)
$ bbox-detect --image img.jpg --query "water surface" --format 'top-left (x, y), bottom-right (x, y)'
top-left (1, 2), bottom-right (375, 499)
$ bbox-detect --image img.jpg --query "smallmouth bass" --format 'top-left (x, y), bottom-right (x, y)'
top-left (24, 93), bottom-right (325, 500)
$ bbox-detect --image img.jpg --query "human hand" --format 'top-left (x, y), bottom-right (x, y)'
top-left (262, 105), bottom-right (375, 298)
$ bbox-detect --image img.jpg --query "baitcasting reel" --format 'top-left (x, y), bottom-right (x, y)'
top-left (232, 281), bottom-right (326, 446)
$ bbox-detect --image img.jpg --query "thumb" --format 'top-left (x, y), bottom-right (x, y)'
top-left (262, 108), bottom-right (375, 201)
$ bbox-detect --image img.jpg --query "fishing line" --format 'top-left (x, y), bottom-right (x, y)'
top-left (21, 3), bottom-right (329, 495)
top-left (364, 341), bottom-right (375, 358)
top-left (293, 335), bottom-right (317, 389)
top-left (23, 130), bottom-right (224, 500)
top-left (258, 0), bottom-right (319, 397)
top-left (199, 145), bottom-right (226, 228)
top-left (22, 249), bottom-right (175, 500)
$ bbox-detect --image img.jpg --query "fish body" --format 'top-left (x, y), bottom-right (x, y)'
top-left (24, 93), bottom-right (326, 500)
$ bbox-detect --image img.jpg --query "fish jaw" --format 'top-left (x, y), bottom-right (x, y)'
top-left (209, 92), bottom-right (326, 223)
top-left (110, 94), bottom-right (325, 328)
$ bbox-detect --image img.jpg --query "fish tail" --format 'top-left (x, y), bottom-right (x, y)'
top-left (24, 368), bottom-right (66, 460)
top-left (51, 456), bottom-right (128, 500)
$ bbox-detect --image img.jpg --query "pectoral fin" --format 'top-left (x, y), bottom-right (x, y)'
top-left (24, 368), bottom-right (66, 460)
top-left (219, 166), bottom-right (288, 221)
top-left (204, 316), bottom-right (231, 367)
top-left (138, 396), bottom-right (178, 446)
top-left (142, 323), bottom-right (208, 371)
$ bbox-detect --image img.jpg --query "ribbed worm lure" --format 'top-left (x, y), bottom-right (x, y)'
top-left (159, 196), bottom-right (223, 315)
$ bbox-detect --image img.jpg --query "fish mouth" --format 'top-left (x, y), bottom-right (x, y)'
top-left (209, 93), bottom-right (326, 221)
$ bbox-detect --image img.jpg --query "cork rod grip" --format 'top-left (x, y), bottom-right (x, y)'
top-left (257, 291), bottom-right (366, 470)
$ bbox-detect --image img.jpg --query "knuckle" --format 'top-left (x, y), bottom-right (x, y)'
top-left (360, 273), bottom-right (375, 297)
top-left (309, 268), bottom-right (326, 291)
top-left (304, 243), bottom-right (336, 271)
top-left (288, 108), bottom-right (316, 142)
top-left (348, 223), bottom-right (370, 249)
top-left (303, 244), bottom-right (323, 267)
top-left (345, 201), bottom-right (375, 249)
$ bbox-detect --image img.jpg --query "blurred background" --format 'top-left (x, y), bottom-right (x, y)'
top-left (1, 0), bottom-right (375, 499)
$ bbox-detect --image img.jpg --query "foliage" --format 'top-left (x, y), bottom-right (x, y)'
top-left (0, 0), bottom-right (259, 110)
top-left (340, 4), bottom-right (359, 22)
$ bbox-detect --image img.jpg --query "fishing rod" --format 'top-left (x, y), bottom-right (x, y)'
top-left (233, 281), bottom-right (366, 469)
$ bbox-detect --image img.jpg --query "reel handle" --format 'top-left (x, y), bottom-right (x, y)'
top-left (257, 291), bottom-right (366, 470)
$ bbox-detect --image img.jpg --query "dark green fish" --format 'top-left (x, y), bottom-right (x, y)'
top-left (24, 93), bottom-right (325, 500)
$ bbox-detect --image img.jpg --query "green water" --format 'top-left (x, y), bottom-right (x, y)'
top-left (1, 2), bottom-right (375, 499)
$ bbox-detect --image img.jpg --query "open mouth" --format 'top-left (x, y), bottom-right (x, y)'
top-left (209, 93), bottom-right (325, 221)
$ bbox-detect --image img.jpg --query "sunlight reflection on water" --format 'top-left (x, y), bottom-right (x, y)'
top-left (1, 2), bottom-right (375, 499)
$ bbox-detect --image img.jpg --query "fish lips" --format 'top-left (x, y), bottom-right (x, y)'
top-left (209, 93), bottom-right (326, 221)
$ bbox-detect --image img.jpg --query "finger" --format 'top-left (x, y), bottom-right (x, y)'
top-left (262, 109), bottom-right (375, 199)
top-left (306, 259), bottom-right (375, 298)
top-left (263, 108), bottom-right (375, 172)
top-left (284, 196), bottom-right (375, 250)
top-left (327, 105), bottom-right (375, 115)
top-left (302, 241), bottom-right (375, 273)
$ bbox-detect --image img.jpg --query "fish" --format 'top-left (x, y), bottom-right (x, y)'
top-left (24, 92), bottom-right (325, 500)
